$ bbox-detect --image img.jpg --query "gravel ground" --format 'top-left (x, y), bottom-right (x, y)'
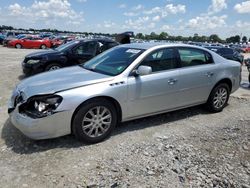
top-left (0, 46), bottom-right (249, 188)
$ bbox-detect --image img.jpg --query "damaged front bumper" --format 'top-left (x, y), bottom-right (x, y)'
top-left (8, 90), bottom-right (72, 140)
top-left (9, 107), bottom-right (72, 140)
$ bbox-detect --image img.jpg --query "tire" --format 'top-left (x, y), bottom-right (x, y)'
top-left (45, 63), bottom-right (62, 71)
top-left (206, 83), bottom-right (230, 113)
top-left (15, 43), bottom-right (22, 49)
top-left (40, 44), bottom-right (47, 49)
top-left (72, 99), bottom-right (117, 143)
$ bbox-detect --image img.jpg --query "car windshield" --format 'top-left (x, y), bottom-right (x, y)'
top-left (82, 47), bottom-right (144, 76)
top-left (55, 40), bottom-right (79, 51)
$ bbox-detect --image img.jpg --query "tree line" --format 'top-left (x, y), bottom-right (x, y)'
top-left (0, 25), bottom-right (249, 44)
top-left (135, 32), bottom-right (249, 44)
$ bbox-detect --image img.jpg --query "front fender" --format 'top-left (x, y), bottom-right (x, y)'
top-left (55, 79), bottom-right (128, 121)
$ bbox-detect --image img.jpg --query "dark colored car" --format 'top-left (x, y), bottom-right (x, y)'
top-left (205, 46), bottom-right (221, 52)
top-left (22, 38), bottom-right (119, 75)
top-left (216, 48), bottom-right (244, 64)
top-left (205, 47), bottom-right (244, 64)
top-left (0, 34), bottom-right (5, 45)
top-left (245, 58), bottom-right (250, 84)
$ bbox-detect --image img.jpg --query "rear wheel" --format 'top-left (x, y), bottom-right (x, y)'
top-left (15, 43), bottom-right (22, 49)
top-left (40, 44), bottom-right (47, 49)
top-left (72, 99), bottom-right (117, 143)
top-left (45, 63), bottom-right (62, 71)
top-left (206, 83), bottom-right (230, 112)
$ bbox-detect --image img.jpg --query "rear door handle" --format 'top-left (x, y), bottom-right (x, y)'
top-left (205, 72), bottom-right (214, 77)
top-left (168, 78), bottom-right (178, 85)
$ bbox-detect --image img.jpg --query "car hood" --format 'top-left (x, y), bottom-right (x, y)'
top-left (17, 66), bottom-right (113, 98)
top-left (25, 49), bottom-right (60, 58)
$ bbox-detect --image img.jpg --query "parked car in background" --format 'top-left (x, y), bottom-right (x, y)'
top-left (241, 45), bottom-right (250, 53)
top-left (8, 43), bottom-right (241, 143)
top-left (245, 58), bottom-right (250, 84)
top-left (0, 34), bottom-right (5, 45)
top-left (39, 32), bottom-right (53, 39)
top-left (50, 36), bottom-right (65, 48)
top-left (205, 46), bottom-right (221, 52)
top-left (2, 32), bottom-right (26, 46)
top-left (8, 36), bottom-right (52, 49)
top-left (3, 35), bottom-right (17, 46)
top-left (22, 38), bottom-right (119, 75)
top-left (216, 47), bottom-right (244, 64)
top-left (205, 47), bottom-right (244, 64)
top-left (50, 36), bottom-right (76, 48)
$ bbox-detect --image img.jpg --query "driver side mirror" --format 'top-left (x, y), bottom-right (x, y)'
top-left (134, 65), bottom-right (152, 76)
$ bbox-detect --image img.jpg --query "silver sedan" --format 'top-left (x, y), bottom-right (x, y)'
top-left (8, 43), bottom-right (241, 143)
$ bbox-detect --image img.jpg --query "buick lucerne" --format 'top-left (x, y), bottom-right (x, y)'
top-left (8, 43), bottom-right (241, 143)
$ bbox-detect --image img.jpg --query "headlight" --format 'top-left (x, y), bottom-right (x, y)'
top-left (19, 95), bottom-right (63, 118)
top-left (27, 59), bottom-right (40, 64)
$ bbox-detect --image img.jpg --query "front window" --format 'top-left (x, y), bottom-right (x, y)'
top-left (140, 48), bottom-right (177, 72)
top-left (55, 40), bottom-right (79, 52)
top-left (73, 42), bottom-right (97, 55)
top-left (82, 47), bottom-right (144, 76)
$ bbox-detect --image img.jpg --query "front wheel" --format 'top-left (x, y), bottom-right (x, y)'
top-left (72, 99), bottom-right (117, 143)
top-left (206, 83), bottom-right (230, 112)
top-left (45, 63), bottom-right (62, 71)
top-left (15, 43), bottom-right (22, 49)
top-left (40, 44), bottom-right (47, 49)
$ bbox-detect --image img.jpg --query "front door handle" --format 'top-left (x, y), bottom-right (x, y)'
top-left (205, 72), bottom-right (214, 77)
top-left (168, 78), bottom-right (178, 85)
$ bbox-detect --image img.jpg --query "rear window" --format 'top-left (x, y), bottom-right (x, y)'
top-left (217, 48), bottom-right (233, 55)
top-left (178, 48), bottom-right (213, 67)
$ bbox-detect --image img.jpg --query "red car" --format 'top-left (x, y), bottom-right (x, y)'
top-left (241, 45), bottom-right (250, 53)
top-left (50, 36), bottom-right (65, 48)
top-left (8, 36), bottom-right (52, 49)
top-left (51, 36), bottom-right (76, 48)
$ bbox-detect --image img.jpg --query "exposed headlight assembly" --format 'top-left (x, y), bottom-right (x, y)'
top-left (27, 59), bottom-right (40, 64)
top-left (19, 95), bottom-right (62, 118)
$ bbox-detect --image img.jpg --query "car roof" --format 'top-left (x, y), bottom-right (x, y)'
top-left (77, 38), bottom-right (116, 43)
top-left (120, 42), bottom-right (208, 50)
top-left (205, 46), bottom-right (222, 49)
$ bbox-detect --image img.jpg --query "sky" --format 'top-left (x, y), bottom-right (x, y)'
top-left (0, 0), bottom-right (250, 38)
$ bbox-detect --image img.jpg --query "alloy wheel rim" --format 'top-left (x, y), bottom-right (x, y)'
top-left (82, 106), bottom-right (112, 138)
top-left (41, 45), bottom-right (46, 49)
top-left (213, 87), bottom-right (228, 109)
top-left (16, 44), bottom-right (21, 49)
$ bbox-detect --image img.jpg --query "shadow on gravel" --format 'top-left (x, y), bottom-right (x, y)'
top-left (2, 105), bottom-right (210, 154)
top-left (1, 119), bottom-right (84, 154)
top-left (115, 105), bottom-right (210, 135)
